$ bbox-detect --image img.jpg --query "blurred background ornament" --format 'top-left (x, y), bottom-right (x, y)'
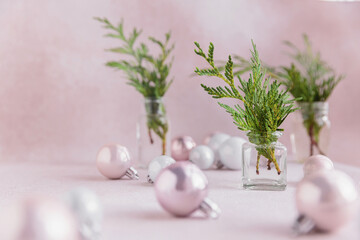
top-left (218, 137), bottom-right (247, 170)
top-left (147, 155), bottom-right (176, 183)
top-left (203, 132), bottom-right (219, 145)
top-left (0, 196), bottom-right (80, 240)
top-left (303, 154), bottom-right (334, 177)
top-left (171, 136), bottom-right (196, 161)
top-left (206, 133), bottom-right (230, 168)
top-left (189, 145), bottom-right (214, 169)
top-left (154, 161), bottom-right (221, 218)
top-left (293, 170), bottom-right (359, 235)
top-left (96, 144), bottom-right (139, 180)
top-left (65, 188), bottom-right (103, 240)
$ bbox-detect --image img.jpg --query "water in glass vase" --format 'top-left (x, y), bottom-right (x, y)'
top-left (291, 102), bottom-right (330, 163)
top-left (137, 97), bottom-right (170, 168)
top-left (242, 132), bottom-right (287, 191)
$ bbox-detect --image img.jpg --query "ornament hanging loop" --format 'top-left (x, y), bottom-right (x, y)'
top-left (126, 167), bottom-right (139, 180)
top-left (80, 224), bottom-right (102, 240)
top-left (199, 198), bottom-right (221, 219)
top-left (292, 214), bottom-right (316, 236)
top-left (147, 175), bottom-right (153, 183)
top-left (216, 160), bottom-right (224, 169)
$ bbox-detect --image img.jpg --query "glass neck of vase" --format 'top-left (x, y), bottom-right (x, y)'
top-left (144, 97), bottom-right (166, 116)
top-left (298, 101), bottom-right (329, 124)
top-left (246, 131), bottom-right (282, 147)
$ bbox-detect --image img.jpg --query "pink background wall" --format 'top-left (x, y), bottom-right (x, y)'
top-left (0, 0), bottom-right (359, 165)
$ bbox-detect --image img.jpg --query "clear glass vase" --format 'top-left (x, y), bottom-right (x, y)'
top-left (242, 131), bottom-right (287, 191)
top-left (290, 102), bottom-right (330, 163)
top-left (137, 97), bottom-right (170, 168)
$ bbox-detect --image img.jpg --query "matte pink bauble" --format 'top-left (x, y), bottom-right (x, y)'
top-left (0, 196), bottom-right (80, 240)
top-left (96, 144), bottom-right (139, 180)
top-left (171, 136), bottom-right (196, 161)
top-left (154, 161), bottom-right (220, 218)
top-left (303, 155), bottom-right (334, 177)
top-left (294, 170), bottom-right (359, 234)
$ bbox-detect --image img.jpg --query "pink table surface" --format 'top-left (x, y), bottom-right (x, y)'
top-left (0, 161), bottom-right (359, 240)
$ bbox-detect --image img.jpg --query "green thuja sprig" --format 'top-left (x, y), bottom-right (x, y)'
top-left (227, 34), bottom-right (342, 156)
top-left (96, 17), bottom-right (175, 155)
top-left (194, 41), bottom-right (298, 175)
top-left (278, 35), bottom-right (343, 156)
top-left (281, 34), bottom-right (343, 102)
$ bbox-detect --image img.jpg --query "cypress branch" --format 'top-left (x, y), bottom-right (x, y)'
top-left (222, 34), bottom-right (342, 157)
top-left (194, 40), bottom-right (297, 175)
top-left (96, 17), bottom-right (174, 154)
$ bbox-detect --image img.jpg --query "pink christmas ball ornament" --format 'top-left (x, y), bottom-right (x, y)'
top-left (303, 154), bottom-right (334, 177)
top-left (96, 144), bottom-right (139, 180)
top-left (171, 136), bottom-right (196, 161)
top-left (293, 170), bottom-right (359, 235)
top-left (0, 196), bottom-right (80, 240)
top-left (154, 161), bottom-right (221, 218)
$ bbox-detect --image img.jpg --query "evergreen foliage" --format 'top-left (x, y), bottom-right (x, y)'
top-left (226, 35), bottom-right (343, 156)
top-left (95, 17), bottom-right (174, 98)
top-left (280, 34), bottom-right (343, 102)
top-left (194, 41), bottom-right (297, 174)
top-left (96, 17), bottom-right (174, 154)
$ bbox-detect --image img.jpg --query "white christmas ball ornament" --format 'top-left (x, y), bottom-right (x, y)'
top-left (207, 133), bottom-right (231, 164)
top-left (203, 132), bottom-right (217, 145)
top-left (303, 154), bottom-right (334, 177)
top-left (65, 188), bottom-right (103, 240)
top-left (0, 196), bottom-right (80, 240)
top-left (218, 137), bottom-right (247, 170)
top-left (148, 155), bottom-right (176, 183)
top-left (189, 145), bottom-right (215, 169)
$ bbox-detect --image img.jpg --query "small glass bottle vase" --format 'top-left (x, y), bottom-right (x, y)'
top-left (137, 97), bottom-right (170, 168)
top-left (242, 132), bottom-right (287, 191)
top-left (291, 102), bottom-right (330, 163)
